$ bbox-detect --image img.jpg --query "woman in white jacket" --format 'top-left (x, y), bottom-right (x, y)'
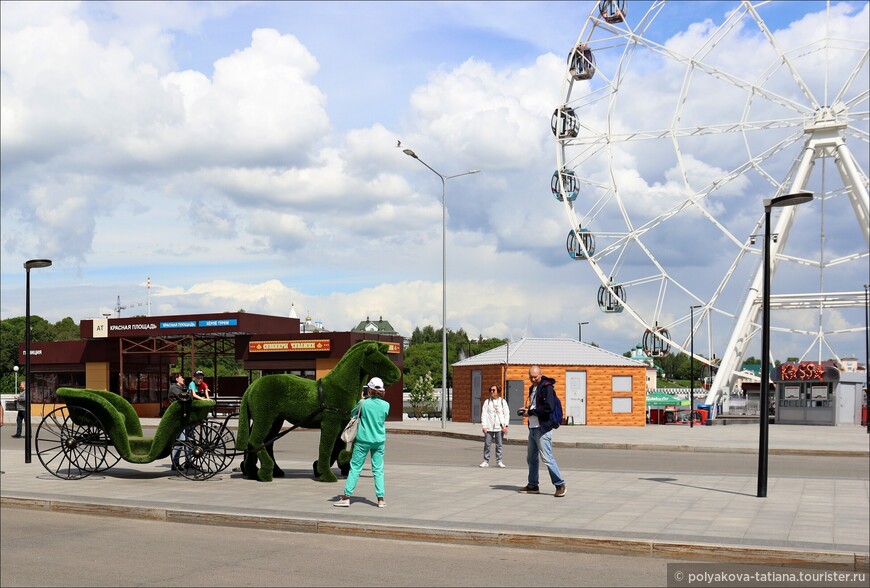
top-left (480, 384), bottom-right (510, 468)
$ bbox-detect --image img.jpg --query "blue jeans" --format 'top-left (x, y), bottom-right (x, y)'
top-left (526, 427), bottom-right (564, 488)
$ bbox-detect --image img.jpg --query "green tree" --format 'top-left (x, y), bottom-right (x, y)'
top-left (403, 342), bottom-right (442, 388)
top-left (53, 317), bottom-right (81, 341)
top-left (404, 324), bottom-right (507, 388)
top-left (1, 315), bottom-right (82, 393)
top-left (408, 371), bottom-right (437, 417)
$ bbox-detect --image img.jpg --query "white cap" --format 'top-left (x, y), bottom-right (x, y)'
top-left (367, 377), bottom-right (385, 391)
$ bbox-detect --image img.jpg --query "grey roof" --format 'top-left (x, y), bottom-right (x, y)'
top-left (453, 337), bottom-right (648, 368)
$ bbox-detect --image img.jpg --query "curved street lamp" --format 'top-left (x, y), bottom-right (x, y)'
top-left (757, 192), bottom-right (812, 497)
top-left (403, 148), bottom-right (479, 429)
top-left (24, 258), bottom-right (52, 464)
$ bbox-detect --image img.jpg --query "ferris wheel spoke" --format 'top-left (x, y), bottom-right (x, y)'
top-left (834, 52), bottom-right (869, 107)
top-left (622, 28), bottom-right (812, 116)
top-left (744, 1), bottom-right (820, 109)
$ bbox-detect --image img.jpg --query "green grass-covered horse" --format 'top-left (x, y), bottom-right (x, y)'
top-left (236, 340), bottom-right (401, 482)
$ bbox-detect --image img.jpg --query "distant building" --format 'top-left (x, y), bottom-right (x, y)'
top-left (627, 343), bottom-right (658, 390)
top-left (453, 338), bottom-right (648, 427)
top-left (837, 357), bottom-right (863, 373)
top-left (351, 316), bottom-right (399, 336)
top-left (18, 311), bottom-right (404, 420)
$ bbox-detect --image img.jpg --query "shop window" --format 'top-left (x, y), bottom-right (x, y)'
top-left (31, 372), bottom-right (86, 404)
top-left (781, 385), bottom-right (802, 407)
top-left (810, 384), bottom-right (830, 407)
top-left (612, 397), bottom-right (632, 413)
top-left (612, 375), bottom-right (632, 392)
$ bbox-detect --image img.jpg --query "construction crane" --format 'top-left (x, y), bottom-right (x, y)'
top-left (115, 295), bottom-right (145, 318)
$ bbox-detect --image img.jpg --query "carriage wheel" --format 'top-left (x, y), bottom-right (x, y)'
top-left (212, 417), bottom-right (236, 473)
top-left (172, 421), bottom-right (232, 481)
top-left (36, 406), bottom-right (109, 480)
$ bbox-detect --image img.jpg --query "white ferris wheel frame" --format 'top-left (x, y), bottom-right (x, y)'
top-left (554, 0), bottom-right (869, 409)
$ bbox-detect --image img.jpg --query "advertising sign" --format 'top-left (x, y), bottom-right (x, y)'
top-left (249, 339), bottom-right (331, 353)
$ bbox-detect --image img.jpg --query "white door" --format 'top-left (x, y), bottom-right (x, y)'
top-left (471, 370), bottom-right (482, 423)
top-left (565, 370), bottom-right (587, 425)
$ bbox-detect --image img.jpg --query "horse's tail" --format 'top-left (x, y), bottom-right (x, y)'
top-left (236, 391), bottom-right (251, 450)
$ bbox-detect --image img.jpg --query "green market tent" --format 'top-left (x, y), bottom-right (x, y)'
top-left (645, 392), bottom-right (690, 407)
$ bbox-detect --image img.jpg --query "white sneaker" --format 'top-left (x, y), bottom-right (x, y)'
top-left (497, 461), bottom-right (506, 468)
top-left (479, 461), bottom-right (489, 468)
top-left (378, 498), bottom-right (386, 508)
top-left (333, 496), bottom-right (350, 507)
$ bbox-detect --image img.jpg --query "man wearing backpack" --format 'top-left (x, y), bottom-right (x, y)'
top-left (517, 365), bottom-right (566, 497)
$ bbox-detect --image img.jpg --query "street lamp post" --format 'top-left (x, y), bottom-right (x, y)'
top-left (578, 321), bottom-right (589, 342)
top-left (24, 258), bottom-right (52, 464)
top-left (690, 305), bottom-right (702, 429)
top-left (403, 148), bottom-right (479, 429)
top-left (864, 284), bottom-right (869, 435)
top-left (13, 365), bottom-right (19, 394)
top-left (757, 192), bottom-right (812, 498)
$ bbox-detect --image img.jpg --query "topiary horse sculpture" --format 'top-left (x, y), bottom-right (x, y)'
top-left (236, 340), bottom-right (401, 482)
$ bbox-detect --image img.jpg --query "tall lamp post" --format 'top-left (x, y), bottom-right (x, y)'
top-left (403, 148), bottom-right (479, 429)
top-left (864, 284), bottom-right (869, 435)
top-left (689, 305), bottom-right (702, 429)
top-left (13, 365), bottom-right (19, 393)
top-left (757, 192), bottom-right (812, 497)
top-left (578, 321), bottom-right (589, 342)
top-left (24, 258), bottom-right (52, 464)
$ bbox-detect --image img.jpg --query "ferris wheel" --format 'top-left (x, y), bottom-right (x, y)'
top-left (553, 1), bottom-right (869, 404)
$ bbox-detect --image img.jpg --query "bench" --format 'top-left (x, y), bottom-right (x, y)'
top-left (213, 395), bottom-right (242, 417)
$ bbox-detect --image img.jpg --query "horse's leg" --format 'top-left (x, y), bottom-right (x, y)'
top-left (247, 418), bottom-right (277, 482)
top-left (333, 436), bottom-right (351, 477)
top-left (314, 434), bottom-right (347, 478)
top-left (266, 420), bottom-right (284, 478)
top-left (315, 416), bottom-right (341, 482)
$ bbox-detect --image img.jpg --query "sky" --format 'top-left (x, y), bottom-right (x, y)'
top-left (1, 1), bottom-right (868, 363)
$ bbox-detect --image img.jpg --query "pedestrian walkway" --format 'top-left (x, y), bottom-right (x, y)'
top-left (1, 421), bottom-right (867, 571)
top-left (387, 419), bottom-right (870, 456)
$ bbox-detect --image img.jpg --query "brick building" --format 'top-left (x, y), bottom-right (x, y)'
top-left (452, 338), bottom-right (648, 427)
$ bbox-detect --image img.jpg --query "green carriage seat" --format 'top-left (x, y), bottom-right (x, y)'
top-left (56, 388), bottom-right (215, 463)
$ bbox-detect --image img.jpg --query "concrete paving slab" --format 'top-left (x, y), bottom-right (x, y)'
top-left (1, 420), bottom-right (867, 571)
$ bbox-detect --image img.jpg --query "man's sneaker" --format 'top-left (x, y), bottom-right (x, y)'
top-left (517, 485), bottom-right (540, 494)
top-left (497, 461), bottom-right (506, 468)
top-left (554, 484), bottom-right (567, 498)
top-left (377, 498), bottom-right (386, 508)
top-left (479, 461), bottom-right (489, 468)
top-left (333, 496), bottom-right (350, 507)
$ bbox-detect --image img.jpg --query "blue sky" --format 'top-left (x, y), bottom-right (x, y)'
top-left (1, 1), bottom-right (867, 364)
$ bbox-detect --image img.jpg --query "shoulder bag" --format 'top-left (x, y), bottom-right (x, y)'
top-left (341, 402), bottom-right (363, 443)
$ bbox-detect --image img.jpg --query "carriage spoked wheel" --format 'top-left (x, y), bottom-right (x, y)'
top-left (172, 421), bottom-right (233, 481)
top-left (36, 406), bottom-right (109, 480)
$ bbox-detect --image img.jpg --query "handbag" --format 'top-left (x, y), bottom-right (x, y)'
top-left (341, 405), bottom-right (362, 443)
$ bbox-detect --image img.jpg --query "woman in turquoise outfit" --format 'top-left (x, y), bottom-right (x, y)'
top-left (334, 377), bottom-right (390, 508)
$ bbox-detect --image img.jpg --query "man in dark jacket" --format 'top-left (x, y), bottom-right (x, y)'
top-left (517, 365), bottom-right (566, 497)
top-left (12, 381), bottom-right (27, 438)
top-left (167, 372), bottom-right (190, 470)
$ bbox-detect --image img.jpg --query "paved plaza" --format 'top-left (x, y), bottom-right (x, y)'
top-left (1, 419), bottom-right (868, 571)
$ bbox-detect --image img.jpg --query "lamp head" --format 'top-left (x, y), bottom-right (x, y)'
top-left (402, 149), bottom-right (418, 159)
top-left (24, 259), bottom-right (52, 270)
top-left (764, 191), bottom-right (813, 209)
top-left (13, 365), bottom-right (19, 372)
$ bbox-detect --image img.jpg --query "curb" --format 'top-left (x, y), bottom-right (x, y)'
top-left (2, 496), bottom-right (867, 572)
top-left (385, 428), bottom-right (870, 458)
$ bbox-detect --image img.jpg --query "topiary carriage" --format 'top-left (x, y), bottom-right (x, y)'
top-left (36, 387), bottom-right (235, 481)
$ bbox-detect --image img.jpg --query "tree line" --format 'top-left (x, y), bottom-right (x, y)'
top-left (404, 326), bottom-right (506, 390)
top-left (1, 315), bottom-right (80, 393)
